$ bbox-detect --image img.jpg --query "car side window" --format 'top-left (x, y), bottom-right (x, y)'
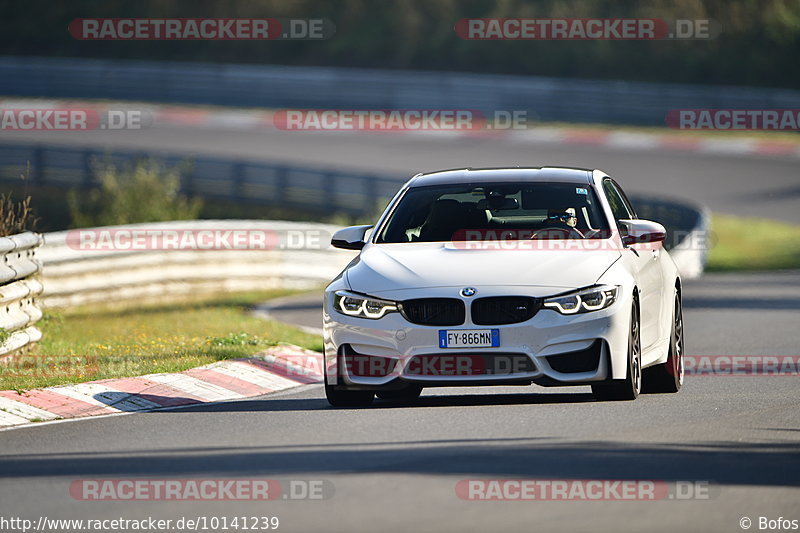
top-left (612, 180), bottom-right (638, 219)
top-left (602, 178), bottom-right (632, 224)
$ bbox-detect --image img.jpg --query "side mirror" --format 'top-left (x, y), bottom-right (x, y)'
top-left (618, 219), bottom-right (666, 246)
top-left (331, 225), bottom-right (373, 250)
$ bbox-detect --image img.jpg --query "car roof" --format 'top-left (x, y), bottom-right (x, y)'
top-left (406, 167), bottom-right (594, 188)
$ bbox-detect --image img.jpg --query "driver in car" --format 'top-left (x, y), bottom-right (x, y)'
top-left (535, 207), bottom-right (585, 238)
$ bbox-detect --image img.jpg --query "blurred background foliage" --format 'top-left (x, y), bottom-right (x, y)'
top-left (67, 161), bottom-right (203, 227)
top-left (0, 0), bottom-right (797, 88)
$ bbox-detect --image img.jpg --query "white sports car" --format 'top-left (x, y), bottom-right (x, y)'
top-left (323, 167), bottom-right (684, 406)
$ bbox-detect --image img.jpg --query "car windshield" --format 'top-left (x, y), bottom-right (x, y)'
top-left (376, 182), bottom-right (611, 243)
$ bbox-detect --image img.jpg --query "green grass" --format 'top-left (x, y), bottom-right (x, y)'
top-left (707, 214), bottom-right (800, 271)
top-left (1, 290), bottom-right (323, 391)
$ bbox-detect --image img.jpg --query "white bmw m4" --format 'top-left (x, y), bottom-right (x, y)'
top-left (323, 167), bottom-right (684, 406)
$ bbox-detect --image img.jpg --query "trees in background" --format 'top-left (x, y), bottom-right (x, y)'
top-left (0, 0), bottom-right (797, 88)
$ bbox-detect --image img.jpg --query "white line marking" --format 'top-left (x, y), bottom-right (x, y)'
top-left (210, 360), bottom-right (305, 390)
top-left (0, 409), bottom-right (32, 426)
top-left (46, 384), bottom-right (120, 410)
top-left (0, 396), bottom-right (59, 421)
top-left (145, 373), bottom-right (245, 401)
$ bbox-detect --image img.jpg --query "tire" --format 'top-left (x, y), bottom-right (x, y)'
top-left (324, 369), bottom-right (374, 407)
top-left (376, 385), bottom-right (423, 401)
top-left (592, 298), bottom-right (642, 401)
top-left (643, 291), bottom-right (684, 393)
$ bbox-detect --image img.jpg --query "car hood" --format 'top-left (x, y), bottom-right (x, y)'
top-left (345, 242), bottom-right (621, 295)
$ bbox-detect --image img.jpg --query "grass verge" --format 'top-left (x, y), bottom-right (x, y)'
top-left (1, 289), bottom-right (323, 391)
top-left (707, 214), bottom-right (800, 271)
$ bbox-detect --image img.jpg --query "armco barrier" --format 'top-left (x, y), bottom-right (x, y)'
top-left (0, 143), bottom-right (399, 217)
top-left (0, 232), bottom-right (43, 356)
top-left (38, 220), bottom-right (356, 308)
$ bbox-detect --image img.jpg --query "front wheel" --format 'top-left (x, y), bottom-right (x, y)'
top-left (324, 369), bottom-right (374, 408)
top-left (592, 298), bottom-right (642, 401)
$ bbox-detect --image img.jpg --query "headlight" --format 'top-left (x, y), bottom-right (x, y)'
top-left (543, 285), bottom-right (618, 315)
top-left (334, 290), bottom-right (398, 319)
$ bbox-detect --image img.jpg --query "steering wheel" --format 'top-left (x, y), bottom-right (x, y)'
top-left (530, 226), bottom-right (585, 239)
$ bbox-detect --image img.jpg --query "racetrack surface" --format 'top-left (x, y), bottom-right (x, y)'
top-left (1, 271), bottom-right (798, 532)
top-left (2, 124), bottom-right (800, 223)
top-left (1, 120), bottom-right (799, 532)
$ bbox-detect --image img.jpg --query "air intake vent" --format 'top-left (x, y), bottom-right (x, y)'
top-left (400, 298), bottom-right (465, 326)
top-left (471, 296), bottom-right (540, 325)
top-left (545, 340), bottom-right (603, 373)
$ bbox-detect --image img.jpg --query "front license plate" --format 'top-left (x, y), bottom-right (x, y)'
top-left (439, 329), bottom-right (500, 349)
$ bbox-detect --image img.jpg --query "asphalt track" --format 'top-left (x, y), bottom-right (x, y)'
top-left (0, 275), bottom-right (798, 533)
top-left (1, 124), bottom-right (799, 532)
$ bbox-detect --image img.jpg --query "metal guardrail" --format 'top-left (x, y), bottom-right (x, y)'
top-left (0, 143), bottom-right (399, 217)
top-left (2, 56), bottom-right (800, 126)
top-left (39, 220), bottom-right (356, 308)
top-left (0, 232), bottom-right (43, 356)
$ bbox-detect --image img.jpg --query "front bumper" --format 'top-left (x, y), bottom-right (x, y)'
top-left (323, 286), bottom-right (633, 388)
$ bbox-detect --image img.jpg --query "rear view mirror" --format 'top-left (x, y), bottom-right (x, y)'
top-left (331, 225), bottom-right (373, 250)
top-left (478, 197), bottom-right (519, 211)
top-left (618, 219), bottom-right (667, 246)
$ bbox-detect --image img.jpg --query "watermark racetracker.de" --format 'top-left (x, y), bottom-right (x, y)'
top-left (445, 228), bottom-right (712, 252)
top-left (455, 18), bottom-right (720, 40)
top-left (69, 478), bottom-right (334, 501)
top-left (68, 18), bottom-right (335, 40)
top-left (272, 109), bottom-right (531, 131)
top-left (64, 227), bottom-right (335, 251)
top-left (675, 355), bottom-right (800, 377)
top-left (455, 479), bottom-right (716, 500)
top-left (666, 109), bottom-right (800, 130)
top-left (0, 108), bottom-right (148, 131)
